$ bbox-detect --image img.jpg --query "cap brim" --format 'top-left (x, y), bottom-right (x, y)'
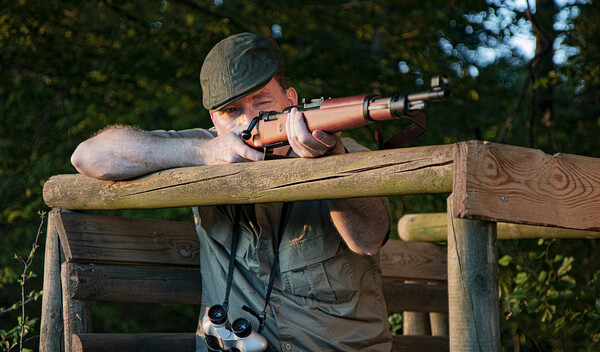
top-left (209, 76), bottom-right (273, 112)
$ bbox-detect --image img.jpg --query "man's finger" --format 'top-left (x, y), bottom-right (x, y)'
top-left (234, 139), bottom-right (264, 162)
top-left (312, 130), bottom-right (339, 148)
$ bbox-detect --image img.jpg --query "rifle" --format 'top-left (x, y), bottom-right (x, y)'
top-left (240, 74), bottom-right (451, 150)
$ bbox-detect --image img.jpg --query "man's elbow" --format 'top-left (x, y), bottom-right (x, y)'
top-left (356, 247), bottom-right (381, 256)
top-left (352, 245), bottom-right (381, 256)
top-left (71, 144), bottom-right (112, 180)
top-left (349, 238), bottom-right (384, 256)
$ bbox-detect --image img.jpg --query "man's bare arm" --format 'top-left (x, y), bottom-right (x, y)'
top-left (328, 197), bottom-right (391, 256)
top-left (71, 125), bottom-right (264, 180)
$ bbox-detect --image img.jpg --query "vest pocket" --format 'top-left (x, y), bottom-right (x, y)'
top-left (282, 262), bottom-right (337, 303)
top-left (279, 234), bottom-right (357, 304)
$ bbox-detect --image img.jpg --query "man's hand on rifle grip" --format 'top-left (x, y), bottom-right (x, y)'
top-left (204, 127), bottom-right (265, 164)
top-left (286, 107), bottom-right (345, 158)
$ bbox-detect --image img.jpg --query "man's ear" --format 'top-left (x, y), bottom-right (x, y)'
top-left (286, 87), bottom-right (298, 106)
top-left (209, 112), bottom-right (216, 125)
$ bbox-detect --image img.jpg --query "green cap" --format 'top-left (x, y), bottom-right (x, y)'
top-left (200, 33), bottom-right (285, 111)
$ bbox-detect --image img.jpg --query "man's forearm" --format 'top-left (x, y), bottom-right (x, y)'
top-left (71, 126), bottom-right (206, 180)
top-left (328, 197), bottom-right (390, 256)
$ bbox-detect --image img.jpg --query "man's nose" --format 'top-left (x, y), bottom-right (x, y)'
top-left (238, 109), bottom-right (258, 126)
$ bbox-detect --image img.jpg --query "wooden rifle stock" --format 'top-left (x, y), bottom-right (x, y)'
top-left (240, 75), bottom-right (451, 149)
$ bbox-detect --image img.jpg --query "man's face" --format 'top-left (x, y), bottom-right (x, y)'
top-left (210, 78), bottom-right (298, 135)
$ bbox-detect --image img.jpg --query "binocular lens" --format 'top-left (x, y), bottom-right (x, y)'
top-left (232, 318), bottom-right (252, 338)
top-left (208, 305), bottom-right (228, 325)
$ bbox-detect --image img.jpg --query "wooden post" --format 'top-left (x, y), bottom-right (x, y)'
top-left (430, 312), bottom-right (449, 337)
top-left (40, 211), bottom-right (64, 352)
top-left (61, 262), bottom-right (92, 352)
top-left (403, 311), bottom-right (431, 336)
top-left (447, 195), bottom-right (500, 352)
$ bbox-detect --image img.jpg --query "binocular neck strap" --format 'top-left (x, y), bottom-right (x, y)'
top-left (222, 205), bottom-right (242, 312)
top-left (256, 202), bottom-right (289, 333)
top-left (222, 203), bottom-right (289, 333)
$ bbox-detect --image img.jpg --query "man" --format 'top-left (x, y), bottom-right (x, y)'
top-left (71, 33), bottom-right (392, 351)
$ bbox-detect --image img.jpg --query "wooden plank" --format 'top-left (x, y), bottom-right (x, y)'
top-left (380, 240), bottom-right (447, 283)
top-left (391, 335), bottom-right (449, 352)
top-left (39, 210), bottom-right (65, 352)
top-left (65, 263), bottom-right (201, 304)
top-left (71, 329), bottom-right (451, 352)
top-left (74, 333), bottom-right (453, 352)
top-left (72, 333), bottom-right (195, 352)
top-left (56, 211), bottom-right (199, 266)
top-left (43, 145), bottom-right (455, 210)
top-left (453, 141), bottom-right (600, 231)
top-left (398, 212), bottom-right (600, 242)
top-left (382, 281), bottom-right (448, 313)
top-left (447, 196), bottom-right (500, 352)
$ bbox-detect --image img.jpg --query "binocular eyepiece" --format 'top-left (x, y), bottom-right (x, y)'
top-left (208, 305), bottom-right (228, 325)
top-left (202, 305), bottom-right (268, 352)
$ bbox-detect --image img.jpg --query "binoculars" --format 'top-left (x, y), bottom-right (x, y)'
top-left (202, 304), bottom-right (269, 352)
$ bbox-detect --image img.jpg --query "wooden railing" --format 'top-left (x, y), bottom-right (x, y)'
top-left (41, 140), bottom-right (600, 352)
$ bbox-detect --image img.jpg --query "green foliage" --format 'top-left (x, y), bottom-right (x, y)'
top-left (0, 315), bottom-right (39, 352)
top-left (1, 213), bottom-right (44, 352)
top-left (0, 0), bottom-right (599, 351)
top-left (499, 239), bottom-right (600, 351)
top-left (388, 312), bottom-right (403, 335)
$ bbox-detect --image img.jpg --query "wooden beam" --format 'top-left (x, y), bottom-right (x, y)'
top-left (382, 281), bottom-right (448, 313)
top-left (447, 195), bottom-right (500, 352)
top-left (72, 331), bottom-right (451, 352)
top-left (55, 211), bottom-right (199, 267)
top-left (379, 240), bottom-right (447, 283)
top-left (72, 333), bottom-right (195, 352)
top-left (65, 263), bottom-right (201, 304)
top-left (398, 213), bottom-right (600, 242)
top-left (453, 141), bottom-right (600, 231)
top-left (391, 335), bottom-right (449, 352)
top-left (43, 145), bottom-right (455, 210)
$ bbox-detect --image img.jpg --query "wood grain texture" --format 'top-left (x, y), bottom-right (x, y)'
top-left (403, 311), bottom-right (431, 336)
top-left (383, 281), bottom-right (448, 313)
top-left (72, 333), bottom-right (450, 352)
top-left (380, 240), bottom-right (447, 283)
top-left (72, 333), bottom-right (195, 352)
top-left (398, 212), bottom-right (600, 242)
top-left (447, 196), bottom-right (500, 352)
top-left (391, 335), bottom-right (449, 352)
top-left (49, 210), bottom-right (452, 352)
top-left (430, 312), bottom-right (449, 337)
top-left (453, 141), bottom-right (600, 230)
top-left (39, 211), bottom-right (64, 352)
top-left (65, 263), bottom-right (201, 304)
top-left (55, 211), bottom-right (198, 266)
top-left (61, 262), bottom-right (92, 352)
top-left (43, 145), bottom-right (455, 210)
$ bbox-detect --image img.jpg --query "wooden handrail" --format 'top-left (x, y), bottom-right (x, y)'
top-left (43, 144), bottom-right (455, 210)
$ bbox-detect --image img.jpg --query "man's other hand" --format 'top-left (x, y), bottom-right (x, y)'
top-left (202, 126), bottom-right (265, 165)
top-left (286, 107), bottom-right (345, 158)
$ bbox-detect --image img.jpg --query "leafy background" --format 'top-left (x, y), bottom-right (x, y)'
top-left (1, 0), bottom-right (599, 351)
